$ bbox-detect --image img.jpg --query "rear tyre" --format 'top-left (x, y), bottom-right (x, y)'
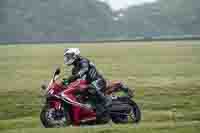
top-left (129, 100), bottom-right (141, 123)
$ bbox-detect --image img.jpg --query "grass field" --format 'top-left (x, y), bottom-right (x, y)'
top-left (0, 41), bottom-right (200, 133)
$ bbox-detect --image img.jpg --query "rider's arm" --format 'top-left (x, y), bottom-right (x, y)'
top-left (68, 59), bottom-right (89, 83)
top-left (77, 59), bottom-right (89, 77)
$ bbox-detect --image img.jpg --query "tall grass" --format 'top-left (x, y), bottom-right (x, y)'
top-left (0, 41), bottom-right (200, 132)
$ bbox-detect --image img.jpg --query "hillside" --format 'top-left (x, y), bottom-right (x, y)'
top-left (0, 0), bottom-right (113, 42)
top-left (119, 0), bottom-right (200, 38)
top-left (0, 0), bottom-right (200, 42)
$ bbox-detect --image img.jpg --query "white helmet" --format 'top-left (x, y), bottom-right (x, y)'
top-left (64, 48), bottom-right (80, 65)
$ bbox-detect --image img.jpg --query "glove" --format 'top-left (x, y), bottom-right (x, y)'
top-left (62, 78), bottom-right (69, 85)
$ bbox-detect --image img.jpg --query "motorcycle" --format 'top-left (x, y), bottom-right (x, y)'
top-left (40, 68), bottom-right (141, 127)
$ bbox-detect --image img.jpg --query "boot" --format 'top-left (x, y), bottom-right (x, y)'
top-left (96, 90), bottom-right (112, 107)
top-left (95, 90), bottom-right (111, 120)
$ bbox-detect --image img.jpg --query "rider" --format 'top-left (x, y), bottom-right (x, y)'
top-left (61, 48), bottom-right (111, 119)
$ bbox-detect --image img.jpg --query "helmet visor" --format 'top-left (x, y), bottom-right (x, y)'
top-left (64, 53), bottom-right (75, 65)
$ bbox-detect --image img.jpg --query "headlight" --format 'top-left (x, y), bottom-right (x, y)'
top-left (41, 84), bottom-right (47, 90)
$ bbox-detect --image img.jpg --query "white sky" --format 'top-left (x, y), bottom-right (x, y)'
top-left (99, 0), bottom-right (157, 10)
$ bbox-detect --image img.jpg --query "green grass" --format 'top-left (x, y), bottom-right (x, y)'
top-left (0, 41), bottom-right (200, 133)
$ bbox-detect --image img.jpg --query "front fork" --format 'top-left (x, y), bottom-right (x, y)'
top-left (49, 100), bottom-right (62, 110)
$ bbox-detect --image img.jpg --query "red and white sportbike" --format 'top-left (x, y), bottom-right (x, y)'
top-left (40, 68), bottom-right (141, 127)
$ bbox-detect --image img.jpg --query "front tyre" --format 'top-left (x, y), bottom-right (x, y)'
top-left (40, 105), bottom-right (71, 128)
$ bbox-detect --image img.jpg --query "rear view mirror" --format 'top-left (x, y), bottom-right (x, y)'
top-left (55, 68), bottom-right (61, 75)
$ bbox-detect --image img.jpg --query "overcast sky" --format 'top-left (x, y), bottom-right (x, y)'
top-left (99, 0), bottom-right (157, 10)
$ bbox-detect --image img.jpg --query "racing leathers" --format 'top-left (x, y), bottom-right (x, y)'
top-left (62, 56), bottom-right (111, 120)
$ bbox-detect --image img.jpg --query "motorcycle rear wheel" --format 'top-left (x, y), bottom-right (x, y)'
top-left (129, 100), bottom-right (141, 123)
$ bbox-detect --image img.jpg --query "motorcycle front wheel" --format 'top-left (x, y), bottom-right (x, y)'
top-left (40, 105), bottom-right (71, 128)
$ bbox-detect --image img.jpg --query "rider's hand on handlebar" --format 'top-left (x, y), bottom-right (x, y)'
top-left (62, 78), bottom-right (69, 85)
